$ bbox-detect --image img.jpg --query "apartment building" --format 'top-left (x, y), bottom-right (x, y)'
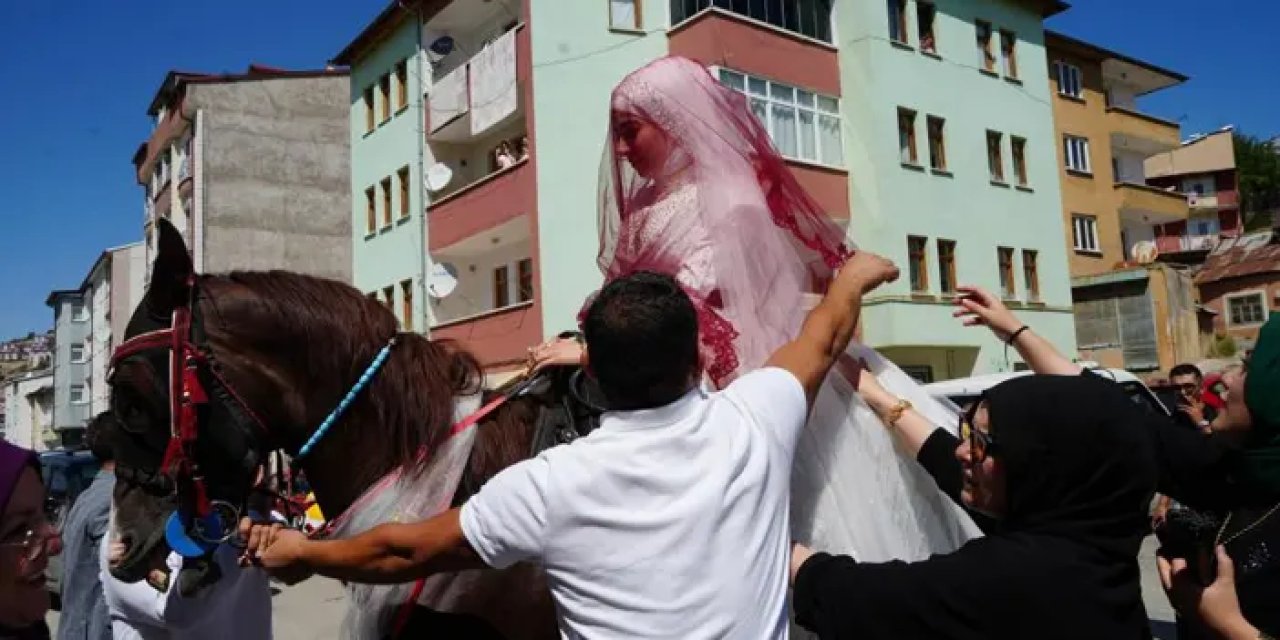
top-left (339, 0), bottom-right (1078, 382)
top-left (134, 65), bottom-right (352, 283)
top-left (1144, 127), bottom-right (1244, 259)
top-left (1045, 31), bottom-right (1200, 373)
top-left (45, 291), bottom-right (89, 440)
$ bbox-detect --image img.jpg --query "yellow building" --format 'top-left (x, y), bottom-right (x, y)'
top-left (1046, 32), bottom-right (1205, 373)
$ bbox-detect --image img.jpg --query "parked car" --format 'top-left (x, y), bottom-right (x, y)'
top-left (923, 368), bottom-right (1171, 418)
top-left (39, 449), bottom-right (101, 601)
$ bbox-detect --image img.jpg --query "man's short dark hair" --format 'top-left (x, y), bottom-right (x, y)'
top-left (84, 412), bottom-right (118, 462)
top-left (1169, 363), bottom-right (1203, 380)
top-left (582, 271), bottom-right (700, 410)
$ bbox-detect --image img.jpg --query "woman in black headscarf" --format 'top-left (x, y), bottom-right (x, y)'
top-left (791, 370), bottom-right (1159, 639)
top-left (953, 285), bottom-right (1280, 639)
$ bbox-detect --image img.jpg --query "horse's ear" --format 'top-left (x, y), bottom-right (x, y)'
top-left (148, 218), bottom-right (195, 314)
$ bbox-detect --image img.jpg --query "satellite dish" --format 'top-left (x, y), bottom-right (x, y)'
top-left (424, 163), bottom-right (454, 193)
top-left (1131, 240), bottom-right (1158, 264)
top-left (428, 36), bottom-right (456, 58)
top-left (427, 262), bottom-right (458, 299)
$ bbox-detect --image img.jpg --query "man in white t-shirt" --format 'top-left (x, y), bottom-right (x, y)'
top-left (259, 252), bottom-right (899, 638)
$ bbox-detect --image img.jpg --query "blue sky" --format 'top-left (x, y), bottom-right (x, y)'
top-left (0, 1), bottom-right (1274, 339)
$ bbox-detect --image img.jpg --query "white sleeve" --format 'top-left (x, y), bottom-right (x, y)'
top-left (723, 367), bottom-right (809, 454)
top-left (459, 456), bottom-right (551, 570)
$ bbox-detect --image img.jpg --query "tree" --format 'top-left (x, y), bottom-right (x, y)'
top-left (1235, 132), bottom-right (1280, 231)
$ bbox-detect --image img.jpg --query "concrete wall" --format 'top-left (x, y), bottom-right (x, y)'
top-left (87, 265), bottom-right (111, 417)
top-left (530, 0), bottom-right (670, 335)
top-left (189, 75), bottom-right (352, 283)
top-left (4, 372), bottom-right (54, 451)
top-left (350, 17), bottom-right (427, 331)
top-left (109, 243), bottom-right (147, 342)
top-left (834, 0), bottom-right (1077, 377)
top-left (49, 297), bottom-right (90, 431)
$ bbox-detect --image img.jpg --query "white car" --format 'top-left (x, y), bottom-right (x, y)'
top-left (923, 368), bottom-right (1171, 417)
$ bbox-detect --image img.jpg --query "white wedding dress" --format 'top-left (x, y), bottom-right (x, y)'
top-left (623, 182), bottom-right (980, 568)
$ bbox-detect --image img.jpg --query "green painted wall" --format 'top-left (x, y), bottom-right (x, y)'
top-left (349, 17), bottom-right (427, 330)
top-left (528, 0), bottom-right (669, 336)
top-left (834, 0), bottom-right (1078, 376)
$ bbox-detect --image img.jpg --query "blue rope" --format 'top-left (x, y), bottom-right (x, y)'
top-left (295, 337), bottom-right (397, 460)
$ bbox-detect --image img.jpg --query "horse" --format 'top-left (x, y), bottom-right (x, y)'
top-left (105, 219), bottom-right (602, 638)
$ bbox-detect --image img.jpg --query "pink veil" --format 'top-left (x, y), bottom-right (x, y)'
top-left (597, 56), bottom-right (851, 385)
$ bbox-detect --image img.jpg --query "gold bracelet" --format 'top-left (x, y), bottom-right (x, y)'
top-left (884, 399), bottom-right (913, 429)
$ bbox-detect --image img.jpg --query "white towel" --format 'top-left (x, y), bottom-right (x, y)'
top-left (429, 63), bottom-right (469, 133)
top-left (470, 29), bottom-right (518, 136)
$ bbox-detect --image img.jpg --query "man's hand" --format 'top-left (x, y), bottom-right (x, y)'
top-left (833, 252), bottom-right (899, 297)
top-left (258, 529), bottom-right (314, 586)
top-left (1158, 546), bottom-right (1257, 639)
top-left (790, 542), bottom-right (816, 586)
top-left (1180, 399), bottom-right (1206, 427)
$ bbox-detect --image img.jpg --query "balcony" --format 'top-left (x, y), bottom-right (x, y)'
top-left (424, 22), bottom-right (529, 144)
top-left (1155, 234), bottom-right (1219, 254)
top-left (427, 157), bottom-right (533, 252)
top-left (1188, 189), bottom-right (1239, 211)
top-left (1107, 107), bottom-right (1180, 156)
top-left (1115, 182), bottom-right (1188, 224)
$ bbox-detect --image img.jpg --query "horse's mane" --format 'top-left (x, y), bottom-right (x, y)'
top-left (198, 270), bottom-right (486, 477)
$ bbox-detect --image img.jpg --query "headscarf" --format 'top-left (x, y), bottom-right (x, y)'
top-left (0, 440), bottom-right (40, 517)
top-left (793, 375), bottom-right (1160, 639)
top-left (986, 374), bottom-right (1159, 557)
top-left (1238, 312), bottom-right (1280, 494)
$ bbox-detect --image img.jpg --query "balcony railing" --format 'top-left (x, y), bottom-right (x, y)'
top-left (1155, 234), bottom-right (1218, 254)
top-left (1115, 182), bottom-right (1189, 221)
top-left (1106, 106), bottom-right (1180, 152)
top-left (1188, 189), bottom-right (1238, 210)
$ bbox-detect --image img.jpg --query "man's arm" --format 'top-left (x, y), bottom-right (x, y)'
top-left (766, 252), bottom-right (898, 406)
top-left (262, 509), bottom-right (485, 585)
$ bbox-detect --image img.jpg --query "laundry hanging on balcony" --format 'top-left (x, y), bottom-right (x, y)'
top-left (470, 28), bottom-right (517, 136)
top-left (430, 64), bottom-right (469, 133)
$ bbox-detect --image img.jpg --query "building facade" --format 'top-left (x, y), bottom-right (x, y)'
top-left (134, 66), bottom-right (352, 283)
top-left (80, 242), bottom-right (147, 417)
top-left (3, 370), bottom-right (54, 452)
top-left (340, 0), bottom-right (1080, 382)
top-left (1195, 230), bottom-right (1280, 349)
top-left (1044, 31), bottom-right (1202, 373)
top-left (45, 291), bottom-right (90, 436)
top-left (1144, 127), bottom-right (1243, 259)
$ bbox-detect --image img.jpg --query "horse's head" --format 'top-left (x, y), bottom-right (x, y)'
top-left (106, 220), bottom-right (279, 587)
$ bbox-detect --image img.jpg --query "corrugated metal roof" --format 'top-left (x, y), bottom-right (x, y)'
top-left (1195, 230), bottom-right (1280, 284)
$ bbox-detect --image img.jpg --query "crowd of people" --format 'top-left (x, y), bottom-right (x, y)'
top-left (2, 55), bottom-right (1278, 639)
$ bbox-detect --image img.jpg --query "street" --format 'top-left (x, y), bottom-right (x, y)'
top-left (46, 539), bottom-right (1176, 638)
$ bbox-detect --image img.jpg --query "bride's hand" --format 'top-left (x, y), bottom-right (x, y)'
top-left (528, 338), bottom-right (585, 373)
top-left (953, 285), bottom-right (1021, 342)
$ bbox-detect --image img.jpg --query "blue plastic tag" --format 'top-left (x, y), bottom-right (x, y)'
top-left (164, 511), bottom-right (215, 558)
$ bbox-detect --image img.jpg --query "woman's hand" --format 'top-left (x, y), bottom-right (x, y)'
top-left (527, 338), bottom-right (585, 373)
top-left (1158, 546), bottom-right (1258, 639)
top-left (790, 542), bottom-right (816, 586)
top-left (952, 286), bottom-right (1021, 342)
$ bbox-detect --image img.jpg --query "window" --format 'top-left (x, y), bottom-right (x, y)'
top-left (976, 21), bottom-right (995, 73)
top-left (397, 167), bottom-right (410, 219)
top-left (926, 116), bottom-right (946, 171)
top-left (938, 240), bottom-right (957, 294)
top-left (917, 2), bottom-right (937, 53)
top-left (999, 30), bottom-right (1018, 78)
top-left (887, 0), bottom-right (908, 44)
top-left (365, 187), bottom-right (376, 234)
top-left (70, 343), bottom-right (86, 363)
top-left (400, 280), bottom-right (414, 331)
top-left (908, 236), bottom-right (929, 292)
top-left (1011, 136), bottom-right (1028, 186)
top-left (70, 302), bottom-right (87, 322)
top-left (381, 178), bottom-right (392, 227)
top-left (901, 365), bottom-right (935, 384)
top-left (70, 384), bottom-right (87, 405)
top-left (671, 0), bottom-right (833, 44)
top-left (987, 130), bottom-right (1005, 182)
top-left (718, 69), bottom-right (843, 166)
top-left (1227, 292), bottom-right (1268, 327)
top-left (610, 0), bottom-right (641, 30)
top-left (1071, 214), bottom-right (1100, 253)
top-left (1055, 62), bottom-right (1082, 99)
top-left (364, 87), bottom-right (375, 133)
top-left (379, 75), bottom-right (391, 123)
top-left (898, 108), bottom-right (918, 165)
top-left (493, 266), bottom-right (511, 309)
top-left (998, 247), bottom-right (1015, 299)
top-left (1022, 249), bottom-right (1040, 302)
top-left (394, 61), bottom-right (408, 111)
top-left (1064, 135), bottom-right (1091, 174)
top-left (382, 286), bottom-right (394, 310)
top-left (516, 259), bottom-right (535, 303)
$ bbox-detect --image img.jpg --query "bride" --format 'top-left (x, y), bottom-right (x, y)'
top-left (530, 56), bottom-right (979, 563)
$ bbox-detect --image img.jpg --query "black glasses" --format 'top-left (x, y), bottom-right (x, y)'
top-left (958, 401), bottom-right (995, 463)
